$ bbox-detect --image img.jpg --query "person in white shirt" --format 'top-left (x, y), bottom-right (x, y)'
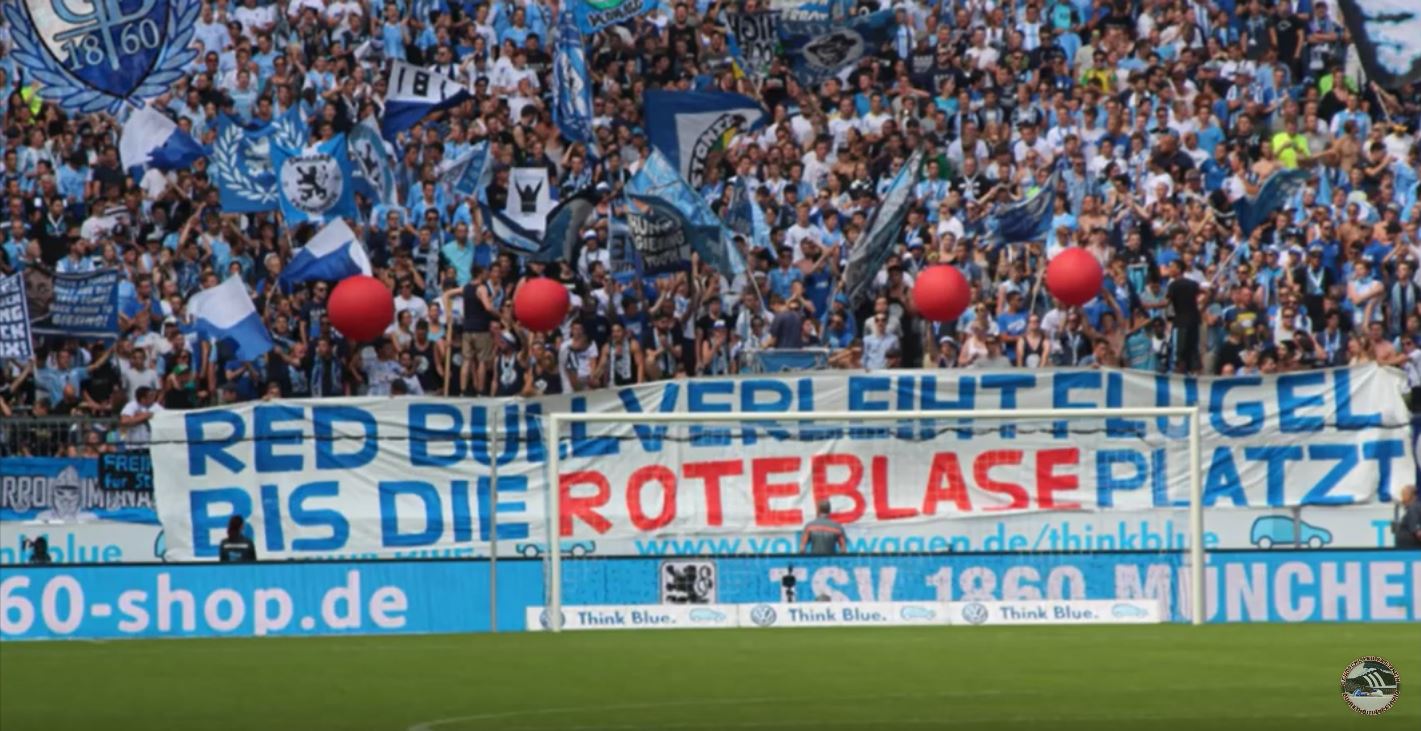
top-left (118, 347), bottom-right (161, 402)
top-left (393, 279), bottom-right (430, 321)
top-left (119, 387), bottom-right (164, 447)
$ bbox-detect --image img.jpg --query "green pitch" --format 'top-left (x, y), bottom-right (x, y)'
top-left (2, 624), bottom-right (1417, 731)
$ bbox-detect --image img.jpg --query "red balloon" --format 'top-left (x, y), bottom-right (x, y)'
top-left (514, 277), bottom-right (571, 332)
top-left (913, 265), bottom-right (972, 323)
top-left (328, 275), bottom-right (394, 342)
top-left (1045, 248), bottom-right (1104, 307)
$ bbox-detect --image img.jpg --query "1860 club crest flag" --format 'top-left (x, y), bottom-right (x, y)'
top-left (272, 133), bottom-right (360, 226)
top-left (4, 0), bottom-right (200, 114)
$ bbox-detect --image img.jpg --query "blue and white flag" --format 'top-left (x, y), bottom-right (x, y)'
top-left (118, 107), bottom-right (206, 179)
top-left (843, 150), bottom-right (922, 307)
top-left (627, 149), bottom-right (744, 277)
top-left (985, 172), bottom-right (1059, 247)
top-left (553, 11), bottom-right (594, 145)
top-left (643, 91), bottom-right (766, 189)
top-left (348, 118), bottom-right (397, 205)
top-left (211, 109), bottom-right (307, 213)
top-left (1337, 0), bottom-right (1421, 88)
top-left (723, 177), bottom-right (771, 251)
top-left (278, 219), bottom-right (371, 287)
top-left (381, 60), bottom-right (473, 141)
top-left (440, 140), bottom-right (493, 202)
top-left (571, 0), bottom-right (656, 34)
top-left (188, 276), bottom-right (273, 363)
top-left (539, 188), bottom-right (601, 263)
top-left (1235, 169), bottom-right (1310, 235)
top-left (272, 133), bottom-right (360, 226)
top-left (482, 204), bottom-right (543, 257)
top-left (3, 0), bottom-right (200, 114)
top-left (779, 9), bottom-right (895, 86)
top-left (0, 272), bottom-right (32, 360)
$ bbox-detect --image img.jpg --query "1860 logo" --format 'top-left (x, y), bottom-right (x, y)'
top-left (1340, 656), bottom-right (1399, 716)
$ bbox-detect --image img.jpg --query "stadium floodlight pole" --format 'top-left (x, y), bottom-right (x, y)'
top-left (545, 406), bottom-right (1203, 633)
top-left (489, 422), bottom-right (499, 633)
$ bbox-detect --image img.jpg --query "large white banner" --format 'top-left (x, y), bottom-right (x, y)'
top-left (151, 366), bottom-right (1414, 561)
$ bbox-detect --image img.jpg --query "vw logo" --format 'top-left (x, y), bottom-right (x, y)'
top-left (961, 602), bottom-right (989, 625)
top-left (748, 604), bottom-right (777, 627)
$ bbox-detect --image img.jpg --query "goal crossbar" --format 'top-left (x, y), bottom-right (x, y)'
top-left (543, 407), bottom-right (1205, 630)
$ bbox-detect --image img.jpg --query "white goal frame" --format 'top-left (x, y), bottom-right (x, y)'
top-left (543, 407), bottom-right (1204, 630)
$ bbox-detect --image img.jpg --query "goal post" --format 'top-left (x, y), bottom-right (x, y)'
top-left (542, 407), bottom-right (1204, 631)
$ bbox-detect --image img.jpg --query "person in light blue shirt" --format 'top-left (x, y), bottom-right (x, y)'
top-left (441, 236), bottom-right (475, 285)
top-left (768, 246), bottom-right (804, 301)
top-left (56, 155), bottom-right (88, 206)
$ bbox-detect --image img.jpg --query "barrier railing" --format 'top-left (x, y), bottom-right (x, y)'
top-left (0, 415), bottom-right (118, 457)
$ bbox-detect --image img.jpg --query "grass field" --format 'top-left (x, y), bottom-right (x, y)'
top-left (2, 624), bottom-right (1417, 731)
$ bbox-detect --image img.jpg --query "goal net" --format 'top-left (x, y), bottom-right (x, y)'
top-left (531, 407), bottom-right (1203, 631)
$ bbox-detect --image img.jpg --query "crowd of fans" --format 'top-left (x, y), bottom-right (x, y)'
top-left (2, 0), bottom-right (1421, 457)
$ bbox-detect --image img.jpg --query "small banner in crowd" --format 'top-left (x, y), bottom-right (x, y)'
top-left (29, 269), bottom-right (121, 339)
top-left (571, 0), bottom-right (657, 34)
top-left (0, 272), bottom-right (32, 359)
top-left (507, 168), bottom-right (554, 233)
top-left (727, 12), bottom-right (779, 78)
top-left (98, 451), bottom-right (155, 492)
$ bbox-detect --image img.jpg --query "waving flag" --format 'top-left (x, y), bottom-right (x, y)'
top-left (553, 11), bottom-right (594, 144)
top-left (188, 277), bottom-right (273, 363)
top-left (441, 141), bottom-right (494, 202)
top-left (349, 118), bottom-right (397, 205)
top-left (984, 173), bottom-right (1059, 247)
top-left (1336, 0), bottom-right (1421, 88)
top-left (381, 61), bottom-right (473, 141)
top-left (571, 0), bottom-right (656, 34)
top-left (724, 177), bottom-right (771, 251)
top-left (779, 10), bottom-right (895, 86)
top-left (727, 12), bottom-right (779, 78)
top-left (643, 91), bottom-right (766, 189)
top-left (119, 107), bottom-right (206, 179)
top-left (278, 219), bottom-right (372, 287)
top-left (539, 188), bottom-right (601, 263)
top-left (843, 150), bottom-right (923, 307)
top-left (211, 109), bottom-right (307, 214)
top-left (627, 149), bottom-right (744, 277)
top-left (483, 205), bottom-right (543, 257)
top-left (1234, 169), bottom-right (1311, 235)
top-left (272, 133), bottom-right (360, 226)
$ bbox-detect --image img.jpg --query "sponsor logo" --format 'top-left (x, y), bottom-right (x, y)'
top-left (748, 604), bottom-right (777, 627)
top-left (1111, 603), bottom-right (1148, 619)
top-left (900, 605), bottom-right (936, 621)
top-left (961, 602), bottom-right (989, 625)
top-left (1341, 656), bottom-right (1400, 715)
top-left (537, 609), bottom-right (566, 630)
top-left (688, 608), bottom-right (726, 624)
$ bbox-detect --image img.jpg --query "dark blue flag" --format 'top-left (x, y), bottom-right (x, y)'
top-left (780, 9), bottom-right (895, 87)
top-left (1234, 169), bottom-right (1310, 235)
top-left (986, 173), bottom-right (1059, 247)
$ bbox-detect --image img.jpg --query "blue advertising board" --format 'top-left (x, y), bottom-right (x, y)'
top-left (0, 560), bottom-right (540, 640)
top-left (3, 551), bottom-right (1416, 640)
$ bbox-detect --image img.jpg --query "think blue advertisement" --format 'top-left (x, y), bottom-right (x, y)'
top-left (0, 560), bottom-right (539, 640)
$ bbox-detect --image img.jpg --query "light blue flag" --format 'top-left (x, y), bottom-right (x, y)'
top-left (1234, 169), bottom-right (1310, 235)
top-left (349, 118), bottom-right (397, 205)
top-left (843, 150), bottom-right (923, 307)
top-left (272, 133), bottom-right (360, 226)
top-left (188, 276), bottom-right (273, 363)
top-left (278, 219), bottom-right (372, 287)
top-left (643, 91), bottom-right (766, 189)
top-left (211, 109), bottom-right (306, 214)
top-left (627, 149), bottom-right (744, 277)
top-left (723, 177), bottom-right (771, 251)
top-left (779, 9), bottom-right (896, 87)
top-left (442, 141), bottom-right (493, 203)
top-left (553, 11), bottom-right (594, 144)
top-left (571, 0), bottom-right (656, 34)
